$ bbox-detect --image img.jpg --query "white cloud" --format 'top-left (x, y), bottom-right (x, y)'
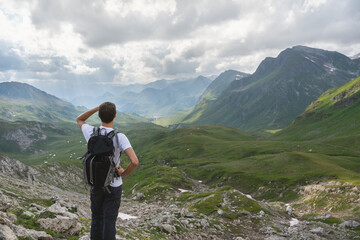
top-left (0, 0), bottom-right (359, 90)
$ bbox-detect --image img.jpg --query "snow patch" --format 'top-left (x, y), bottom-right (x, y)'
top-left (178, 188), bottom-right (190, 193)
top-left (290, 218), bottom-right (299, 227)
top-left (118, 212), bottom-right (138, 220)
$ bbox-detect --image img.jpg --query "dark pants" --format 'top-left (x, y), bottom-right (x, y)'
top-left (90, 185), bottom-right (122, 240)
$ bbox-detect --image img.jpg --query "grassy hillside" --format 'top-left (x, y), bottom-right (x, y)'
top-left (121, 125), bottom-right (360, 203)
top-left (275, 76), bottom-right (360, 140)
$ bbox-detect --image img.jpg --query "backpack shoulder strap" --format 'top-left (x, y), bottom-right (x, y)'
top-left (107, 130), bottom-right (120, 149)
top-left (91, 126), bottom-right (100, 137)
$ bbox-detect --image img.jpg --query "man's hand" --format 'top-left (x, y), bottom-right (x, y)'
top-left (116, 166), bottom-right (125, 176)
top-left (76, 106), bottom-right (100, 129)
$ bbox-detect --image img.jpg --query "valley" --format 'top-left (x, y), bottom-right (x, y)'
top-left (0, 45), bottom-right (360, 239)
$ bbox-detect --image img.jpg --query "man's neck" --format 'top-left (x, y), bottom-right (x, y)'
top-left (101, 121), bottom-right (114, 128)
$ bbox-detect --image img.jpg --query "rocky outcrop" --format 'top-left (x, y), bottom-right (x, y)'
top-left (0, 156), bottom-right (39, 183)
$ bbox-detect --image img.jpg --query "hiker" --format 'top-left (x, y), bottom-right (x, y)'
top-left (76, 102), bottom-right (139, 240)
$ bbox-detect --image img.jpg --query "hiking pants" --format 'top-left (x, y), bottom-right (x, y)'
top-left (90, 185), bottom-right (122, 240)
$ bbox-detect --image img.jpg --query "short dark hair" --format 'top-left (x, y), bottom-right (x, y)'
top-left (99, 102), bottom-right (116, 123)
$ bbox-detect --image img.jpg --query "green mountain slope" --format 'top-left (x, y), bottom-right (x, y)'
top-left (0, 81), bottom-right (147, 124)
top-left (0, 81), bottom-right (83, 122)
top-left (274, 76), bottom-right (360, 140)
top-left (182, 46), bottom-right (360, 132)
top-left (183, 70), bottom-right (249, 123)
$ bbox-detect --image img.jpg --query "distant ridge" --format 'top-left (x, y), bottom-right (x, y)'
top-left (182, 46), bottom-right (360, 132)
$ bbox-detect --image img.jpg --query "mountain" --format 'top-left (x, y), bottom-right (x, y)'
top-left (274, 76), bottom-right (360, 140)
top-left (70, 76), bottom-right (213, 117)
top-left (182, 46), bottom-right (360, 132)
top-left (183, 70), bottom-right (249, 123)
top-left (351, 53), bottom-right (360, 60)
top-left (114, 75), bottom-right (212, 117)
top-left (0, 81), bottom-right (83, 122)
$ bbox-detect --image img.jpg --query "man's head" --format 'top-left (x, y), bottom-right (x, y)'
top-left (99, 102), bottom-right (116, 123)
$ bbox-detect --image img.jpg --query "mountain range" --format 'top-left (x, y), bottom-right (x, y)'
top-left (182, 46), bottom-right (360, 132)
top-left (71, 76), bottom-right (212, 117)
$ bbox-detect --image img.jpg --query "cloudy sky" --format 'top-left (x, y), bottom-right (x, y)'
top-left (0, 0), bottom-right (359, 95)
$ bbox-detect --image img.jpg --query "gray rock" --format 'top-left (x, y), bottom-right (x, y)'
top-left (286, 205), bottom-right (292, 215)
top-left (234, 237), bottom-right (245, 240)
top-left (6, 213), bottom-right (17, 224)
top-left (217, 209), bottom-right (224, 215)
top-left (46, 202), bottom-right (78, 219)
top-left (15, 224), bottom-right (53, 240)
top-left (22, 211), bottom-right (35, 218)
top-left (310, 227), bottom-right (324, 234)
top-left (324, 212), bottom-right (332, 218)
top-left (341, 220), bottom-right (360, 228)
top-left (136, 192), bottom-right (145, 200)
top-left (200, 219), bottom-right (209, 229)
top-left (0, 224), bottom-right (17, 240)
top-left (180, 208), bottom-right (194, 218)
top-left (37, 216), bottom-right (82, 235)
top-left (160, 223), bottom-right (176, 234)
top-left (259, 210), bottom-right (265, 218)
top-left (79, 234), bottom-right (90, 240)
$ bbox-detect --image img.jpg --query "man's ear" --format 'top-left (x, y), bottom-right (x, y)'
top-left (114, 113), bottom-right (117, 119)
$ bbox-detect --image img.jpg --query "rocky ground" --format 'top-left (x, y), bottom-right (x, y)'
top-left (0, 156), bottom-right (359, 239)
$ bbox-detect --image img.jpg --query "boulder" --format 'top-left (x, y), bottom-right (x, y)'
top-left (37, 216), bottom-right (82, 235)
top-left (0, 224), bottom-right (17, 240)
top-left (310, 227), bottom-right (324, 234)
top-left (15, 225), bottom-right (53, 240)
top-left (46, 202), bottom-right (77, 219)
top-left (136, 192), bottom-right (145, 200)
top-left (200, 219), bottom-right (209, 229)
top-left (180, 208), bottom-right (194, 218)
top-left (341, 220), bottom-right (360, 228)
top-left (160, 223), bottom-right (176, 234)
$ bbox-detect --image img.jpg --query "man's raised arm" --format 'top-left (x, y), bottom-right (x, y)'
top-left (76, 106), bottom-right (99, 129)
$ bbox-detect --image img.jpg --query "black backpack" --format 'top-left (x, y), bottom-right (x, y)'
top-left (82, 127), bottom-right (121, 191)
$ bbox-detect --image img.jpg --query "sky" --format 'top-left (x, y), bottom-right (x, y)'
top-left (0, 0), bottom-right (359, 96)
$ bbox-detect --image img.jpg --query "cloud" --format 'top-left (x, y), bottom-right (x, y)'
top-left (0, 0), bottom-right (359, 96)
top-left (164, 58), bottom-right (199, 75)
top-left (0, 42), bottom-right (26, 71)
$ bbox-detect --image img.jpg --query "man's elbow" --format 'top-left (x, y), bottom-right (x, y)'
top-left (132, 157), bottom-right (139, 167)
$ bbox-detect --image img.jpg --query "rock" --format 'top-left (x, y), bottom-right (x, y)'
top-left (180, 208), bottom-right (194, 218)
top-left (0, 224), bottom-right (17, 240)
top-left (310, 227), bottom-right (324, 234)
top-left (217, 209), bottom-right (224, 215)
top-left (37, 216), bottom-right (82, 235)
top-left (286, 205), bottom-right (292, 215)
top-left (46, 202), bottom-right (78, 219)
top-left (160, 223), bottom-right (176, 234)
top-left (30, 203), bottom-right (44, 211)
top-left (324, 212), bottom-right (332, 218)
top-left (0, 195), bottom-right (11, 211)
top-left (341, 220), bottom-right (360, 228)
top-left (234, 237), bottom-right (245, 240)
top-left (6, 213), bottom-right (17, 223)
top-left (79, 234), bottom-right (90, 240)
top-left (14, 225), bottom-right (53, 240)
top-left (22, 211), bottom-right (35, 218)
top-left (136, 192), bottom-right (145, 200)
top-left (200, 219), bottom-right (209, 229)
top-left (259, 210), bottom-right (265, 218)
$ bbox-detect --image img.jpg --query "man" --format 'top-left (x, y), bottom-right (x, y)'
top-left (76, 102), bottom-right (139, 240)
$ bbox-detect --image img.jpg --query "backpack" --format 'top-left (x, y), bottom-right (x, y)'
top-left (82, 127), bottom-right (121, 191)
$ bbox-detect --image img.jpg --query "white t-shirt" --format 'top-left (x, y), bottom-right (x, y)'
top-left (81, 123), bottom-right (132, 187)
